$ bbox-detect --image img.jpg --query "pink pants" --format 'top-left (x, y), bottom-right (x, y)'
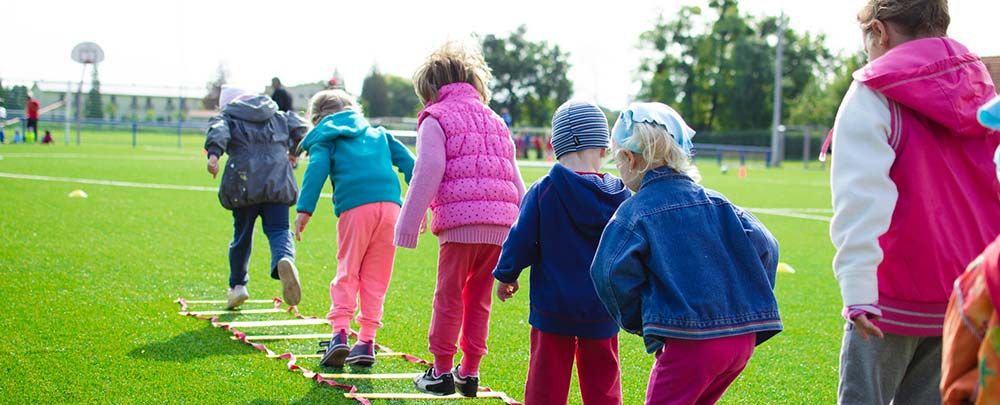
top-left (327, 202), bottom-right (399, 342)
top-left (524, 328), bottom-right (622, 405)
top-left (646, 333), bottom-right (756, 405)
top-left (429, 242), bottom-right (501, 376)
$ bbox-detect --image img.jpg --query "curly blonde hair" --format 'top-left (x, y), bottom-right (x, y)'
top-left (412, 40), bottom-right (493, 105)
top-left (306, 89), bottom-right (359, 126)
top-left (612, 122), bottom-right (701, 182)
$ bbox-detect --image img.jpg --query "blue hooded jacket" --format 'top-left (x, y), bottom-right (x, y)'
top-left (296, 110), bottom-right (414, 217)
top-left (494, 164), bottom-right (631, 338)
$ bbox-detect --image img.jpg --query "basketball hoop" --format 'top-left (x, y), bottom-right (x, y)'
top-left (71, 42), bottom-right (105, 65)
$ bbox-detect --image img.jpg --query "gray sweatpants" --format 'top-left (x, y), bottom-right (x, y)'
top-left (838, 323), bottom-right (942, 405)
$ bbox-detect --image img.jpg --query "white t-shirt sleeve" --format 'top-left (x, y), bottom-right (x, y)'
top-left (829, 81), bottom-right (897, 308)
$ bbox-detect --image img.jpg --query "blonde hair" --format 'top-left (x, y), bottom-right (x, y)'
top-left (307, 89), bottom-right (359, 126)
top-left (612, 122), bottom-right (701, 182)
top-left (858, 0), bottom-right (949, 37)
top-left (412, 40), bottom-right (493, 105)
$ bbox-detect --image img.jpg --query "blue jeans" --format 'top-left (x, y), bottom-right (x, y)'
top-left (229, 203), bottom-right (295, 288)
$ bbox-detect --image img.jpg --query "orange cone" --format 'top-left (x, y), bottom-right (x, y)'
top-left (738, 165), bottom-right (748, 178)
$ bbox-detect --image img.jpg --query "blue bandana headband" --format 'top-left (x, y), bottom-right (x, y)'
top-left (611, 102), bottom-right (696, 156)
top-left (981, 95), bottom-right (1000, 131)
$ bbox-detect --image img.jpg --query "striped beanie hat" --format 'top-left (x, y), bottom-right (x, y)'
top-left (550, 100), bottom-right (610, 159)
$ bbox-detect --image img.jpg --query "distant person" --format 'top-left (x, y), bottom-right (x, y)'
top-left (0, 101), bottom-right (6, 144)
top-left (397, 41), bottom-right (525, 397)
top-left (532, 135), bottom-right (544, 160)
top-left (203, 85), bottom-right (308, 310)
top-left (830, 1), bottom-right (1000, 404)
top-left (25, 94), bottom-right (39, 142)
top-left (41, 130), bottom-right (53, 145)
top-left (271, 77), bottom-right (293, 113)
top-left (500, 107), bottom-right (513, 128)
top-left (941, 96), bottom-right (1000, 404)
top-left (591, 103), bottom-right (781, 405)
top-left (296, 89), bottom-right (415, 368)
top-left (494, 101), bottom-right (629, 405)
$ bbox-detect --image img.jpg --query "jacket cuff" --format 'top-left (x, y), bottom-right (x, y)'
top-left (206, 148), bottom-right (222, 159)
top-left (394, 232), bottom-right (419, 249)
top-left (493, 268), bottom-right (517, 284)
top-left (296, 210), bottom-right (312, 216)
top-left (842, 304), bottom-right (882, 322)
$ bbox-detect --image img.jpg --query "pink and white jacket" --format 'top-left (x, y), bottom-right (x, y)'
top-left (395, 83), bottom-right (525, 248)
top-left (831, 37), bottom-right (1000, 336)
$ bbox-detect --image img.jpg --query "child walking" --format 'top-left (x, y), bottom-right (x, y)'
top-left (294, 90), bottom-right (415, 367)
top-left (204, 86), bottom-right (308, 310)
top-left (591, 102), bottom-right (782, 405)
top-left (493, 100), bottom-right (629, 405)
top-left (830, 2), bottom-right (1000, 403)
top-left (395, 41), bottom-right (526, 397)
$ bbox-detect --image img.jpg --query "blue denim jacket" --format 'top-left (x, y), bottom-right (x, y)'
top-left (591, 167), bottom-right (782, 353)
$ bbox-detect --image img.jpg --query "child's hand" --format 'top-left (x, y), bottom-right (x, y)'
top-left (294, 212), bottom-right (311, 241)
top-left (207, 155), bottom-right (220, 178)
top-left (852, 314), bottom-right (885, 340)
top-left (288, 153), bottom-right (298, 165)
top-left (419, 211), bottom-right (429, 234)
top-left (496, 281), bottom-right (519, 302)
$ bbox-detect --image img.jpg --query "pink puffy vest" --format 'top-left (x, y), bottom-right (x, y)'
top-left (417, 83), bottom-right (520, 234)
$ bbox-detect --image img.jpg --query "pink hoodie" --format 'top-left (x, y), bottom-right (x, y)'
top-left (847, 37), bottom-right (1000, 335)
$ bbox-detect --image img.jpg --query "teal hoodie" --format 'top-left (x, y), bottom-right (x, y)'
top-left (296, 110), bottom-right (415, 217)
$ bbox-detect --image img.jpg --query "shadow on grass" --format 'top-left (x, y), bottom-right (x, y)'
top-left (128, 324), bottom-right (250, 362)
top-left (244, 384), bottom-right (360, 405)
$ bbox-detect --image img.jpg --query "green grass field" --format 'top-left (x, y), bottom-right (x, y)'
top-left (0, 131), bottom-right (840, 404)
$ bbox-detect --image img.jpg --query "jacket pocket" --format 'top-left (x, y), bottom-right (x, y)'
top-left (220, 157), bottom-right (251, 209)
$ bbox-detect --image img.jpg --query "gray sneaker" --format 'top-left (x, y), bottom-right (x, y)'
top-left (345, 340), bottom-right (376, 367)
top-left (276, 258), bottom-right (301, 306)
top-left (226, 285), bottom-right (249, 310)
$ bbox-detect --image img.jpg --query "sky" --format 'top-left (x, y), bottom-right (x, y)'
top-left (1, 0), bottom-right (998, 109)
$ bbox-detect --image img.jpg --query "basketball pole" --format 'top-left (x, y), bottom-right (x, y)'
top-left (75, 63), bottom-right (86, 146)
top-left (64, 80), bottom-right (72, 145)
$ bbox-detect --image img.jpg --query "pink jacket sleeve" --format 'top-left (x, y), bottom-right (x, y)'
top-left (394, 117), bottom-right (447, 249)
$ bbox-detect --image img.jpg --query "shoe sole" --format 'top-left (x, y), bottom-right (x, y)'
top-left (277, 259), bottom-right (301, 306)
top-left (226, 293), bottom-right (249, 310)
top-left (413, 379), bottom-right (455, 396)
top-left (320, 346), bottom-right (349, 367)
top-left (345, 355), bottom-right (375, 367)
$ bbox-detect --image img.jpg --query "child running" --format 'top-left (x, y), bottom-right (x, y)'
top-left (493, 100), bottom-right (629, 405)
top-left (204, 86), bottom-right (308, 310)
top-left (294, 90), bottom-right (415, 367)
top-left (395, 41), bottom-right (526, 397)
top-left (591, 102), bottom-right (782, 405)
top-left (830, 1), bottom-right (1000, 403)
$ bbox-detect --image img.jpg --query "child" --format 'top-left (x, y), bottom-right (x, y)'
top-left (940, 97), bottom-right (1000, 404)
top-left (204, 86), bottom-right (308, 310)
top-left (42, 130), bottom-right (53, 145)
top-left (294, 90), bottom-right (415, 367)
top-left (830, 2), bottom-right (1000, 403)
top-left (494, 100), bottom-right (629, 405)
top-left (395, 41), bottom-right (525, 397)
top-left (591, 102), bottom-right (782, 405)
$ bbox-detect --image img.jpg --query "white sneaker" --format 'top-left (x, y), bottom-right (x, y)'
top-left (276, 258), bottom-right (301, 306)
top-left (227, 285), bottom-right (249, 310)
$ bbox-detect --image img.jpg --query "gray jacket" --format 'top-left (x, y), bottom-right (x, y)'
top-left (204, 95), bottom-right (308, 210)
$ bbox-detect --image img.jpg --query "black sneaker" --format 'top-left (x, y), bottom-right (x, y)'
top-left (452, 365), bottom-right (479, 397)
top-left (320, 330), bottom-right (349, 367)
top-left (413, 367), bottom-right (455, 396)
top-left (345, 340), bottom-right (376, 367)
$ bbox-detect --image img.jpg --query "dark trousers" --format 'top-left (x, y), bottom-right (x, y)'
top-left (229, 203), bottom-right (295, 288)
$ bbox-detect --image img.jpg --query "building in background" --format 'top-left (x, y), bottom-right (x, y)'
top-left (985, 56), bottom-right (1000, 91)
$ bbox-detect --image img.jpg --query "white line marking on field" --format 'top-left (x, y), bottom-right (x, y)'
top-left (0, 153), bottom-right (201, 161)
top-left (0, 172), bottom-right (334, 198)
top-left (748, 208), bottom-right (832, 222)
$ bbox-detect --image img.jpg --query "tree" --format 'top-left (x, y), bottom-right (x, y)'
top-left (637, 0), bottom-right (833, 131)
top-left (105, 94), bottom-right (119, 120)
top-left (788, 52), bottom-right (864, 127)
top-left (85, 66), bottom-right (104, 119)
top-left (360, 66), bottom-right (390, 117)
top-left (482, 25), bottom-right (574, 127)
top-left (144, 97), bottom-right (156, 122)
top-left (385, 75), bottom-right (421, 117)
top-left (202, 63), bottom-right (229, 109)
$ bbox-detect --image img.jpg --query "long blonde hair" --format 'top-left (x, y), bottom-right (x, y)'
top-left (306, 89), bottom-right (359, 126)
top-left (612, 122), bottom-right (701, 182)
top-left (412, 40), bottom-right (493, 105)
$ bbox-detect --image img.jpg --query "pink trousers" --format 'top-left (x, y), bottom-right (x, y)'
top-left (524, 328), bottom-right (622, 405)
top-left (327, 202), bottom-right (399, 342)
top-left (429, 242), bottom-right (501, 377)
top-left (646, 333), bottom-right (756, 405)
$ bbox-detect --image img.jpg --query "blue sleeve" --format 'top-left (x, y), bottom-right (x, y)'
top-left (386, 132), bottom-right (415, 184)
top-left (736, 207), bottom-right (780, 288)
top-left (493, 183), bottom-right (542, 283)
top-left (296, 143), bottom-right (333, 214)
top-left (590, 217), bottom-right (648, 335)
